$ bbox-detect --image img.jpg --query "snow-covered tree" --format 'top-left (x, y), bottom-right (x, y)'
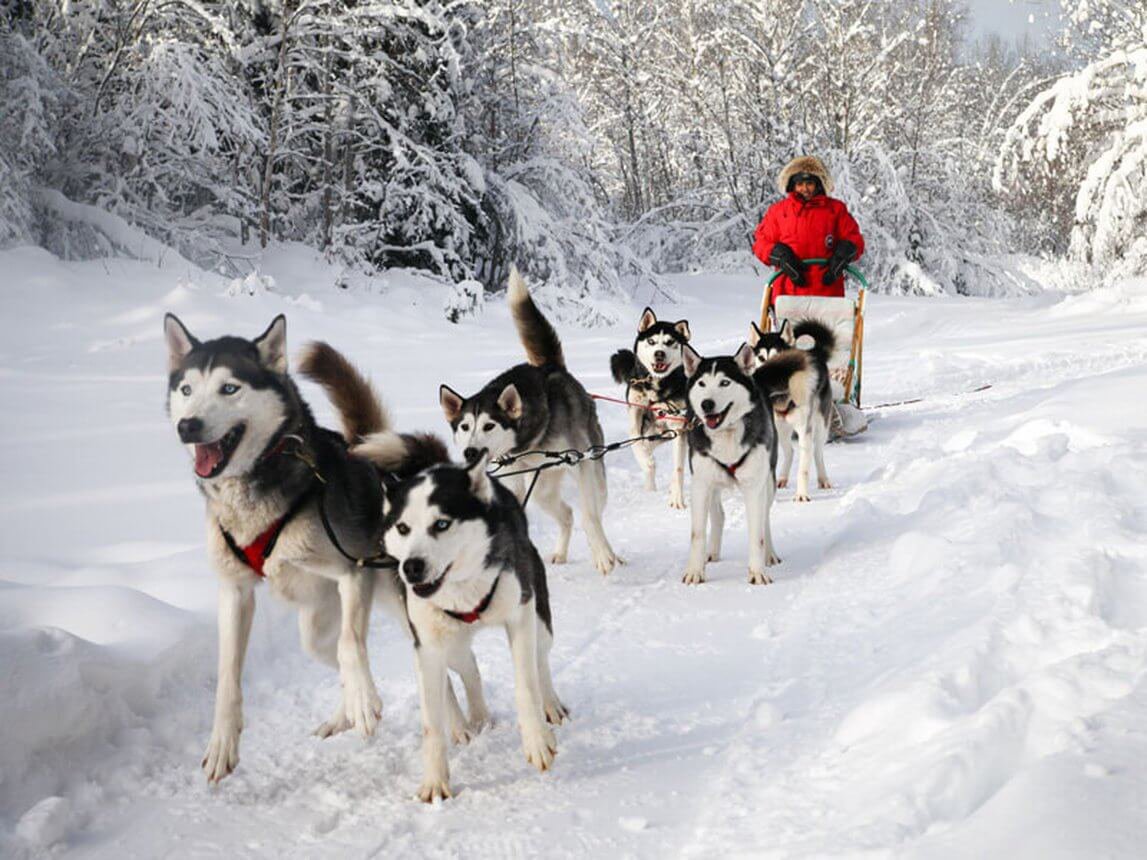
top-left (997, 1), bottom-right (1147, 279)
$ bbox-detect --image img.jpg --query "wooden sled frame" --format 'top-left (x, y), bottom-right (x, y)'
top-left (758, 259), bottom-right (868, 407)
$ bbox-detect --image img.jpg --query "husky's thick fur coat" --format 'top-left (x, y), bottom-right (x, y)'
top-left (609, 308), bottom-right (692, 508)
top-left (165, 315), bottom-right (399, 783)
top-left (380, 452), bottom-right (566, 802)
top-left (439, 269), bottom-right (619, 574)
top-left (166, 316), bottom-right (480, 783)
top-left (750, 318), bottom-right (835, 501)
top-left (680, 342), bottom-right (780, 585)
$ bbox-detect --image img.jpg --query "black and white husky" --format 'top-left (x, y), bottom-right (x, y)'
top-left (749, 319), bottom-right (835, 501)
top-left (609, 308), bottom-right (691, 508)
top-left (165, 316), bottom-right (459, 782)
top-left (680, 343), bottom-right (780, 586)
top-left (439, 268), bottom-right (619, 574)
top-left (380, 452), bottom-right (566, 802)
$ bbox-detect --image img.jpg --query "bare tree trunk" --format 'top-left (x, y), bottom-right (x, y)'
top-left (260, 3), bottom-right (294, 249)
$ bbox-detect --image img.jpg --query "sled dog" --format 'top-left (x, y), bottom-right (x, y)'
top-left (680, 342), bottom-right (780, 585)
top-left (749, 319), bottom-right (835, 501)
top-left (381, 451), bottom-right (567, 802)
top-left (165, 316), bottom-right (463, 782)
top-left (609, 308), bottom-right (691, 509)
top-left (439, 268), bottom-right (619, 574)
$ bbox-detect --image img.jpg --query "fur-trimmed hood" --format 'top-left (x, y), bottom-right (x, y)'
top-left (776, 155), bottom-right (834, 195)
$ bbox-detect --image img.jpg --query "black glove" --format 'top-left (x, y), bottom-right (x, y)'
top-left (768, 242), bottom-right (806, 287)
top-left (823, 239), bottom-right (857, 285)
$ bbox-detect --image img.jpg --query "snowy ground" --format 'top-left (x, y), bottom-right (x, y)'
top-left (2, 243), bottom-right (1147, 858)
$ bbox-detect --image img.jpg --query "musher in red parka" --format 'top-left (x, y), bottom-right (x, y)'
top-left (752, 155), bottom-right (865, 306)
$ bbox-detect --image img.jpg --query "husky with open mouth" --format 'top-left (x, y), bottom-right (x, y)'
top-left (439, 268), bottom-right (619, 574)
top-left (165, 316), bottom-right (469, 783)
top-left (609, 308), bottom-right (692, 508)
top-left (380, 451), bottom-right (567, 802)
top-left (749, 318), bottom-right (835, 501)
top-left (680, 342), bottom-right (780, 585)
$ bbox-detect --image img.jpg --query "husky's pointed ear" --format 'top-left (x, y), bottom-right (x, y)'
top-left (734, 342), bottom-right (756, 375)
top-left (466, 449), bottom-right (493, 502)
top-left (674, 319), bottom-right (691, 341)
top-left (254, 315), bottom-right (287, 373)
top-left (497, 383), bottom-right (523, 420)
top-left (778, 319), bottom-right (794, 346)
top-left (638, 307), bottom-right (657, 333)
top-left (681, 344), bottom-right (703, 378)
top-left (164, 313), bottom-right (198, 372)
top-left (748, 321), bottom-right (765, 347)
top-left (440, 385), bottom-right (464, 423)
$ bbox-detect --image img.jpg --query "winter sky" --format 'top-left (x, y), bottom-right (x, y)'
top-left (967, 0), bottom-right (1062, 39)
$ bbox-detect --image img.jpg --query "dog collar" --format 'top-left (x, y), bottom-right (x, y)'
top-left (445, 575), bottom-right (501, 624)
top-left (707, 449), bottom-right (752, 479)
top-left (221, 486), bottom-right (315, 578)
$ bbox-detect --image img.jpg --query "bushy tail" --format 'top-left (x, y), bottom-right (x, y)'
top-left (353, 431), bottom-right (450, 480)
top-left (508, 266), bottom-right (564, 369)
top-left (791, 319), bottom-right (836, 365)
top-left (297, 341), bottom-right (389, 444)
top-left (610, 349), bottom-right (638, 384)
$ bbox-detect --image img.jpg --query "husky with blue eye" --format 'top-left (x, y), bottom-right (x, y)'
top-left (380, 451), bottom-right (567, 802)
top-left (164, 317), bottom-right (473, 782)
top-left (680, 342), bottom-right (780, 586)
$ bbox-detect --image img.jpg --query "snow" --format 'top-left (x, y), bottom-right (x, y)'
top-left (2, 244), bottom-right (1147, 858)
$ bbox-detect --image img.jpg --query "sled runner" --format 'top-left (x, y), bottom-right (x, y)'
top-left (759, 259), bottom-right (868, 436)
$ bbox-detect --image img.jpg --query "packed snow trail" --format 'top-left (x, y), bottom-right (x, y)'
top-left (2, 248), bottom-right (1147, 858)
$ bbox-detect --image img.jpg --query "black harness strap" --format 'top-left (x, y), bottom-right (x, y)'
top-left (706, 448), bottom-right (753, 480)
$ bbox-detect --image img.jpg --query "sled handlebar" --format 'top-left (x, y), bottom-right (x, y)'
top-left (765, 258), bottom-right (868, 291)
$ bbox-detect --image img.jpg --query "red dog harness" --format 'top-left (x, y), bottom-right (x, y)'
top-left (221, 487), bottom-right (315, 578)
top-left (444, 575), bottom-right (501, 624)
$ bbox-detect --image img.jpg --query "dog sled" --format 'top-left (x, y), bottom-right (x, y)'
top-left (758, 259), bottom-right (869, 437)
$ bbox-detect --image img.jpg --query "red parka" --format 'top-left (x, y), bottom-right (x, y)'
top-left (752, 192), bottom-right (865, 304)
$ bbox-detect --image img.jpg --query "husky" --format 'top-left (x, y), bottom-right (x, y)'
top-left (749, 319), bottom-right (835, 501)
top-left (609, 308), bottom-right (692, 509)
top-left (680, 342), bottom-right (780, 586)
top-left (379, 451), bottom-right (567, 802)
top-left (439, 268), bottom-right (619, 574)
top-left (164, 316), bottom-right (469, 783)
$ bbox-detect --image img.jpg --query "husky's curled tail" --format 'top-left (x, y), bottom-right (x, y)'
top-left (609, 349), bottom-right (639, 385)
top-left (509, 267), bottom-right (565, 369)
top-left (791, 319), bottom-right (836, 365)
top-left (298, 341), bottom-right (448, 478)
top-left (298, 341), bottom-right (390, 443)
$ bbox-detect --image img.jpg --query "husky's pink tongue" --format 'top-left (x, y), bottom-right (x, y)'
top-left (194, 442), bottom-right (224, 477)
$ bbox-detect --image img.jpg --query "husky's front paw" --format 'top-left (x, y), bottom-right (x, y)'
top-left (544, 695), bottom-right (570, 725)
top-left (793, 492), bottom-right (811, 503)
top-left (682, 568), bottom-right (706, 585)
top-left (748, 569), bottom-right (774, 585)
top-left (202, 722), bottom-right (241, 783)
top-left (668, 488), bottom-right (686, 510)
top-left (777, 477), bottom-right (789, 489)
top-left (591, 546), bottom-right (619, 576)
top-left (417, 778), bottom-right (453, 803)
top-left (522, 723), bottom-right (557, 772)
top-left (342, 675), bottom-right (382, 737)
top-left (818, 478), bottom-right (833, 489)
top-left (314, 700), bottom-right (352, 739)
top-left (549, 550), bottom-right (568, 565)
